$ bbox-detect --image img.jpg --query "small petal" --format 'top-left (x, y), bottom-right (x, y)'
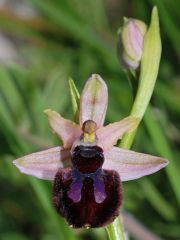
top-left (104, 147), bottom-right (169, 181)
top-left (44, 109), bottom-right (82, 148)
top-left (80, 74), bottom-right (108, 127)
top-left (13, 147), bottom-right (71, 180)
top-left (97, 116), bottom-right (138, 150)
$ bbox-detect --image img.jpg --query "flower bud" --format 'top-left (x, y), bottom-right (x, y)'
top-left (119, 18), bottom-right (147, 69)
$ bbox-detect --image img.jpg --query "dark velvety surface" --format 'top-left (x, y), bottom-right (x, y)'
top-left (72, 145), bottom-right (104, 174)
top-left (53, 168), bottom-right (122, 228)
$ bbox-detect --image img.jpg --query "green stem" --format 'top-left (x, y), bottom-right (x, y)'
top-left (106, 6), bottom-right (161, 240)
top-left (106, 218), bottom-right (125, 240)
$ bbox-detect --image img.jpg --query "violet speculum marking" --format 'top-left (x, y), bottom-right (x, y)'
top-left (53, 120), bottom-right (122, 228)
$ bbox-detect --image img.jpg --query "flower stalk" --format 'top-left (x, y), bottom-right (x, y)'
top-left (106, 6), bottom-right (162, 240)
top-left (106, 217), bottom-right (125, 240)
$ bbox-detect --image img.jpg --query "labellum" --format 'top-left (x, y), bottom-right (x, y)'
top-left (53, 120), bottom-right (122, 228)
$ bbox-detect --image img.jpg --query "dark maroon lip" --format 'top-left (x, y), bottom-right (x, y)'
top-left (52, 144), bottom-right (123, 228)
top-left (53, 168), bottom-right (122, 228)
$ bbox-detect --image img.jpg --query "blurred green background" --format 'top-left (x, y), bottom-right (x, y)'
top-left (0, 0), bottom-right (179, 240)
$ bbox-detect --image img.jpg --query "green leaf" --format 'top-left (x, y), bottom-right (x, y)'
top-left (131, 6), bottom-right (161, 120)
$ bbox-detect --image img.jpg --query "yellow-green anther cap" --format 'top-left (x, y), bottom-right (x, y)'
top-left (121, 18), bottom-right (147, 69)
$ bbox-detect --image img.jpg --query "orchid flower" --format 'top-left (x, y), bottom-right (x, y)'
top-left (13, 74), bottom-right (168, 228)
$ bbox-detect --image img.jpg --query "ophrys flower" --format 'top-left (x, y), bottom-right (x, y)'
top-left (13, 74), bottom-right (168, 228)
